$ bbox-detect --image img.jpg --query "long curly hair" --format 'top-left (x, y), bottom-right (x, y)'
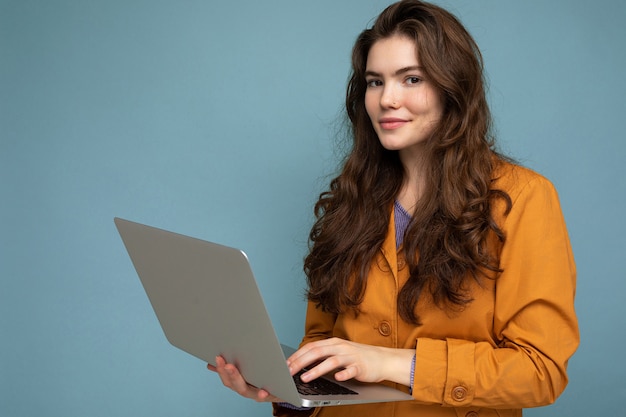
top-left (304, 0), bottom-right (512, 324)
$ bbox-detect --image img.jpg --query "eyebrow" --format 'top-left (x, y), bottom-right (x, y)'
top-left (365, 65), bottom-right (424, 78)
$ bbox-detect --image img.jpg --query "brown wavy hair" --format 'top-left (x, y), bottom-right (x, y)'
top-left (304, 0), bottom-right (512, 324)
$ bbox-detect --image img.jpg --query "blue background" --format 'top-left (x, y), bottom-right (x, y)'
top-left (2, 0), bottom-right (624, 415)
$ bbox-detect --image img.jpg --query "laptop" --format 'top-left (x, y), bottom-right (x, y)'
top-left (114, 217), bottom-right (414, 407)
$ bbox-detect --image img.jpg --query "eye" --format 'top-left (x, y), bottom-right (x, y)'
top-left (366, 79), bottom-right (383, 88)
top-left (405, 76), bottom-right (422, 85)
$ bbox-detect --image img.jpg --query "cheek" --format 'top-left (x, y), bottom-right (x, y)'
top-left (404, 94), bottom-right (425, 114)
top-left (407, 94), bottom-right (439, 118)
top-left (420, 91), bottom-right (445, 117)
top-left (364, 93), bottom-right (377, 120)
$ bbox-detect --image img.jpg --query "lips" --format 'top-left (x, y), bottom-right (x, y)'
top-left (379, 117), bottom-right (408, 130)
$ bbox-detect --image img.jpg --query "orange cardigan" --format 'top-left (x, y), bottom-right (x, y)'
top-left (275, 163), bottom-right (579, 417)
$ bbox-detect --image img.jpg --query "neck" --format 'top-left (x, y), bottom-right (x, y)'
top-left (397, 148), bottom-right (428, 214)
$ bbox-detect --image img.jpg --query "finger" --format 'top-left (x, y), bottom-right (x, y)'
top-left (288, 339), bottom-right (347, 376)
top-left (223, 363), bottom-right (250, 393)
top-left (257, 389), bottom-right (280, 402)
top-left (223, 364), bottom-right (280, 402)
top-left (287, 339), bottom-right (327, 364)
top-left (288, 338), bottom-right (339, 361)
top-left (287, 340), bottom-right (330, 369)
top-left (214, 356), bottom-right (231, 379)
top-left (215, 355), bottom-right (226, 369)
top-left (213, 357), bottom-right (281, 402)
top-left (214, 358), bottom-right (236, 389)
top-left (300, 355), bottom-right (351, 383)
top-left (215, 357), bottom-right (249, 394)
top-left (208, 356), bottom-right (223, 373)
top-left (333, 365), bottom-right (358, 382)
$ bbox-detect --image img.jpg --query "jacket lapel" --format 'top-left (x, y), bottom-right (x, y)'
top-left (379, 209), bottom-right (399, 280)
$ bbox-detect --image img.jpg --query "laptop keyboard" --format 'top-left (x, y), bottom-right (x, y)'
top-left (293, 370), bottom-right (358, 396)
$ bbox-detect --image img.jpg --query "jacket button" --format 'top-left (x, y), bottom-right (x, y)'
top-left (465, 412), bottom-right (478, 417)
top-left (452, 386), bottom-right (467, 401)
top-left (378, 321), bottom-right (391, 336)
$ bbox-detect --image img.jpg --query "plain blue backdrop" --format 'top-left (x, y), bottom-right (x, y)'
top-left (2, 1), bottom-right (625, 415)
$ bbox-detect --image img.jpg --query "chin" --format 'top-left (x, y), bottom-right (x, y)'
top-left (378, 140), bottom-right (407, 151)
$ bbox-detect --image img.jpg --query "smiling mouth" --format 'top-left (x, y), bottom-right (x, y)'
top-left (379, 119), bottom-right (407, 130)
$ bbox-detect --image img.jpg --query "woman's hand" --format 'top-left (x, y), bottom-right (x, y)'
top-left (207, 356), bottom-right (282, 403)
top-left (286, 337), bottom-right (414, 386)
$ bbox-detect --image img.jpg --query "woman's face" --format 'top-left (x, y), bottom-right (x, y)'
top-left (364, 35), bottom-right (444, 159)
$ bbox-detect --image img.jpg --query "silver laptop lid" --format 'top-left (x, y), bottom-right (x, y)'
top-left (114, 217), bottom-right (302, 405)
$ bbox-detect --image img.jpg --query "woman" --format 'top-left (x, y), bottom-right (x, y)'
top-left (211, 1), bottom-right (579, 416)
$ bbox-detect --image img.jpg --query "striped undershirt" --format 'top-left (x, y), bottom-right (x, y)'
top-left (394, 200), bottom-right (412, 249)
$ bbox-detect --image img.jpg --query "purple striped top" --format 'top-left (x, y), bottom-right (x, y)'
top-left (394, 200), bottom-right (412, 249)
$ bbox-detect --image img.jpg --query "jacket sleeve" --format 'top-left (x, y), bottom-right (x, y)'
top-left (411, 174), bottom-right (579, 408)
top-left (301, 300), bottom-right (339, 345)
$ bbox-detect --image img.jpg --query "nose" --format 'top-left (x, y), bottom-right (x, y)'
top-left (380, 85), bottom-right (400, 109)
